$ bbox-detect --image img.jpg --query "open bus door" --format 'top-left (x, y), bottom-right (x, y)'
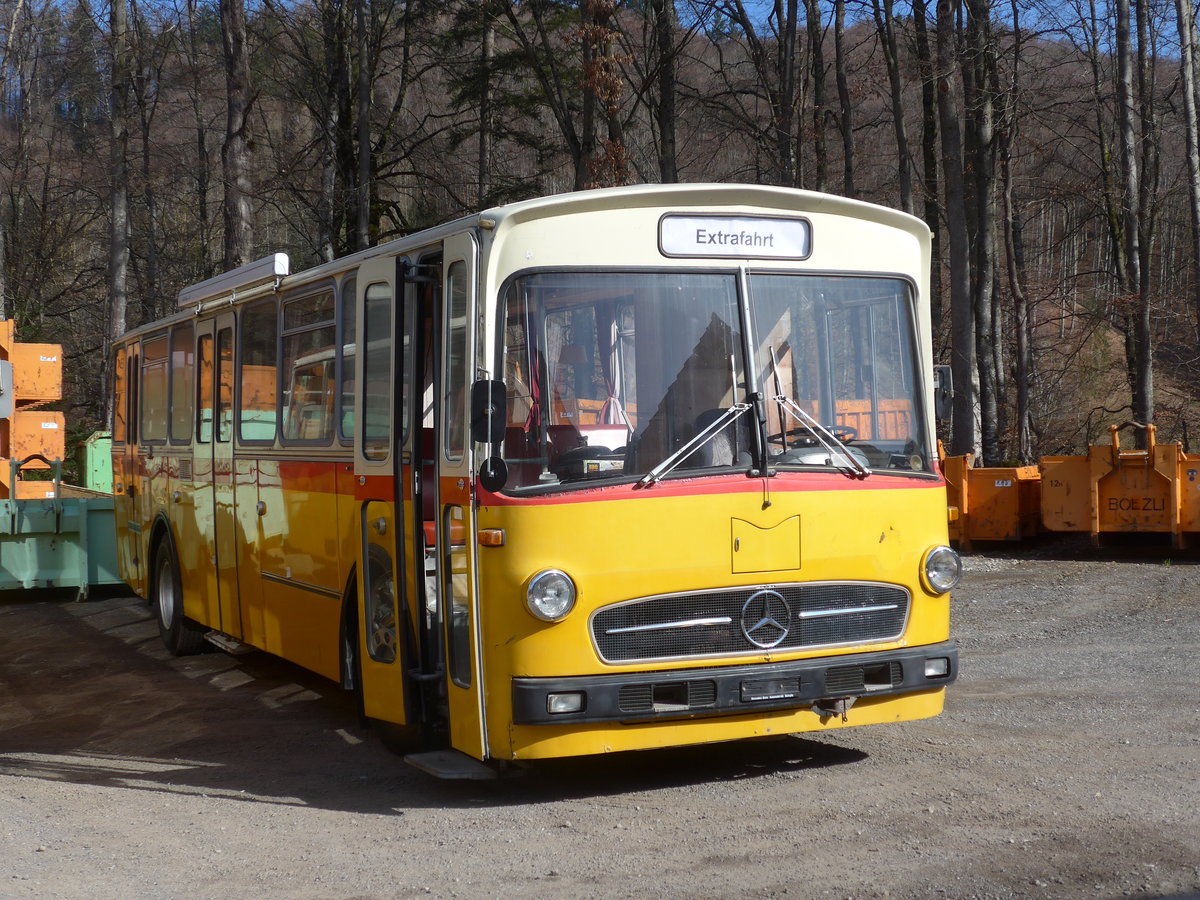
top-left (352, 255), bottom-right (415, 731)
top-left (432, 233), bottom-right (489, 766)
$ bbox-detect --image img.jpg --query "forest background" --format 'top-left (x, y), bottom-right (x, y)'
top-left (1, 0), bottom-right (1199, 465)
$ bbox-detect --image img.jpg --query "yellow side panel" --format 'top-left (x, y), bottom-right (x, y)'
top-left (257, 462), bottom-right (344, 681)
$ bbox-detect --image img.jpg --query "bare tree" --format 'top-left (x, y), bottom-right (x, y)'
top-left (833, 0), bottom-right (854, 197)
top-left (1115, 0), bottom-right (1152, 434)
top-left (1176, 0), bottom-right (1200, 337)
top-left (221, 0), bottom-right (254, 269)
top-left (937, 0), bottom-right (976, 456)
top-left (106, 0), bottom-right (131, 426)
top-left (872, 0), bottom-right (912, 212)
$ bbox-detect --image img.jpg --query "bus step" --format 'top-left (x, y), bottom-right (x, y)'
top-left (203, 631), bottom-right (256, 655)
top-left (404, 750), bottom-right (499, 780)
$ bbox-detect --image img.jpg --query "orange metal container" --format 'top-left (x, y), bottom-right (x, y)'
top-left (1042, 423), bottom-right (1198, 549)
top-left (940, 447), bottom-right (1041, 547)
top-left (1040, 455), bottom-right (1093, 533)
top-left (1, 320), bottom-right (66, 498)
top-left (7, 410), bottom-right (65, 468)
top-left (9, 342), bottom-right (63, 403)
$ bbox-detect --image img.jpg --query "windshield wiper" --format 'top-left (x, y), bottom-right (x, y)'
top-left (773, 395), bottom-right (871, 479)
top-left (636, 402), bottom-right (752, 488)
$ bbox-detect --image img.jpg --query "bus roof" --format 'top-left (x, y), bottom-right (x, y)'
top-left (112, 184), bottom-right (926, 344)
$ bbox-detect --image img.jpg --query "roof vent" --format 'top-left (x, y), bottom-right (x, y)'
top-left (177, 253), bottom-right (290, 309)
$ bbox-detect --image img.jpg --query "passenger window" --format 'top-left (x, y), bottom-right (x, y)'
top-left (339, 276), bottom-right (356, 442)
top-left (170, 323), bottom-right (194, 443)
top-left (140, 334), bottom-right (168, 442)
top-left (197, 334), bottom-right (213, 444)
top-left (282, 289), bottom-right (336, 443)
top-left (239, 301), bottom-right (278, 442)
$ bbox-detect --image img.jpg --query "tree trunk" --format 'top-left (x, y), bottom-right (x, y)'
top-left (478, 15), bottom-right (495, 203)
top-left (653, 0), bottom-right (678, 183)
top-left (1115, 0), bottom-right (1152, 435)
top-left (107, 0), bottom-right (130, 427)
top-left (355, 0), bottom-right (370, 250)
top-left (221, 0), bottom-right (255, 270)
top-left (936, 0), bottom-right (976, 456)
top-left (872, 0), bottom-right (912, 212)
top-left (184, 0), bottom-right (213, 278)
top-left (965, 0), bottom-right (999, 464)
top-left (1176, 0), bottom-right (1200, 337)
top-left (1000, 0), bottom-right (1033, 463)
top-left (833, 0), bottom-right (855, 198)
top-left (912, 0), bottom-right (943, 324)
top-left (804, 0), bottom-right (827, 192)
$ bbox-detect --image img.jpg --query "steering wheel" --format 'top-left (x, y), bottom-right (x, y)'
top-left (769, 424), bottom-right (858, 443)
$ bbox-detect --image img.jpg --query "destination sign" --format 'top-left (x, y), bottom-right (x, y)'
top-left (659, 214), bottom-right (811, 259)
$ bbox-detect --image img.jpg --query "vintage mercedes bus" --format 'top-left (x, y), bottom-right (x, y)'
top-left (111, 184), bottom-right (960, 776)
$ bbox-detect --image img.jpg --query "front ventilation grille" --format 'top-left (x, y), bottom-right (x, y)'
top-left (593, 582), bottom-right (909, 663)
top-left (618, 680), bottom-right (718, 713)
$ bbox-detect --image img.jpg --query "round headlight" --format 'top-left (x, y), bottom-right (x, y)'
top-left (526, 569), bottom-right (577, 621)
top-left (923, 545), bottom-right (962, 594)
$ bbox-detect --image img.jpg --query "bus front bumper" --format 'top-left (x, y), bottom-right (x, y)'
top-left (511, 642), bottom-right (957, 726)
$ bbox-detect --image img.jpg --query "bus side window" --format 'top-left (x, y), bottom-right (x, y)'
top-left (282, 289), bottom-right (336, 443)
top-left (217, 328), bottom-right (233, 443)
top-left (338, 275), bottom-right (356, 442)
top-left (197, 334), bottom-right (213, 444)
top-left (170, 322), bottom-right (195, 444)
top-left (140, 334), bottom-right (169, 443)
top-left (239, 300), bottom-right (278, 443)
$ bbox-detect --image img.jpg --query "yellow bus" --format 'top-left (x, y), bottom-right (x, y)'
top-left (111, 184), bottom-right (960, 777)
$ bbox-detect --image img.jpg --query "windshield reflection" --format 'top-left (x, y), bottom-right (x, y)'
top-left (497, 271), bottom-right (927, 493)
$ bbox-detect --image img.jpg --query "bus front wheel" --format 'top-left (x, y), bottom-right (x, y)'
top-left (153, 537), bottom-right (208, 656)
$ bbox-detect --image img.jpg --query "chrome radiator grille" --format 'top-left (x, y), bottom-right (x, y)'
top-left (591, 582), bottom-right (910, 663)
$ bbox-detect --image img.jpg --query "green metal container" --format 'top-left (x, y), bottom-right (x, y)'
top-left (75, 431), bottom-right (114, 493)
top-left (0, 456), bottom-right (123, 600)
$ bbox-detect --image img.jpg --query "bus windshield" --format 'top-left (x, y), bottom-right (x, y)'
top-left (498, 270), bottom-right (927, 492)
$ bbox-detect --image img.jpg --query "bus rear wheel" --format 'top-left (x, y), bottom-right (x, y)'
top-left (153, 537), bottom-right (207, 656)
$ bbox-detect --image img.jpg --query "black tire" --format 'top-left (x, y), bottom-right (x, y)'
top-left (152, 537), bottom-right (208, 656)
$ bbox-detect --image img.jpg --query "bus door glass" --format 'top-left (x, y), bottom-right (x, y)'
top-left (353, 255), bottom-right (412, 727)
top-left (113, 343), bottom-right (142, 591)
top-left (438, 232), bottom-right (486, 760)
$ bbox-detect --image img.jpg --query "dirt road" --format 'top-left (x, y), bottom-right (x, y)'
top-left (2, 549), bottom-right (1199, 899)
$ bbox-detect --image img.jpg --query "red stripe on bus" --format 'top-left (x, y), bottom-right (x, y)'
top-left (476, 472), bottom-right (946, 508)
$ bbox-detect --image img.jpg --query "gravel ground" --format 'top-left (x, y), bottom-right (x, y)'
top-left (1, 544), bottom-right (1199, 899)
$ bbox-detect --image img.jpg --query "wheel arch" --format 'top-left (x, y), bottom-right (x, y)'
top-left (146, 513), bottom-right (177, 595)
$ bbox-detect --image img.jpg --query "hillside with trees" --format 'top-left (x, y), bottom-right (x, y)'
top-left (1, 0), bottom-right (1198, 462)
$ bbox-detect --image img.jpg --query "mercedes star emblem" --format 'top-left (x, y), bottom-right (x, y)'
top-left (740, 589), bottom-right (791, 648)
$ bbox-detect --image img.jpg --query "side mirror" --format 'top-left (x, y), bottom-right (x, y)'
top-left (470, 379), bottom-right (507, 445)
top-left (933, 365), bottom-right (953, 422)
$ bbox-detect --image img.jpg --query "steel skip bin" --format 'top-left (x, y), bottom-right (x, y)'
top-left (1042, 423), bottom-right (1196, 549)
top-left (0, 455), bottom-right (123, 599)
top-left (940, 447), bottom-right (1041, 547)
